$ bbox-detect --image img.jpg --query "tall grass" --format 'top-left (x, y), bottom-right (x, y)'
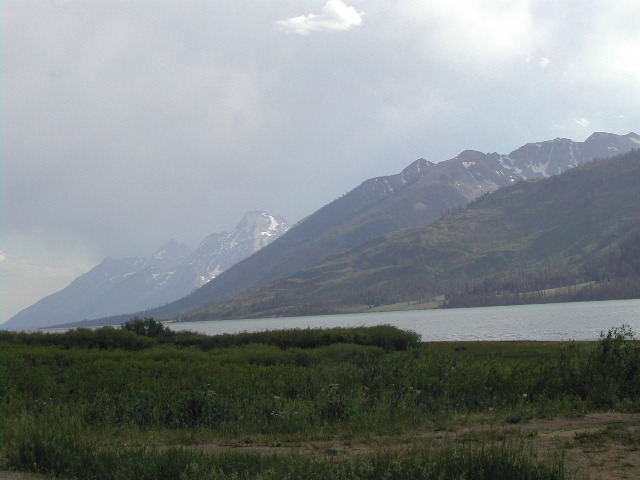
top-left (2, 326), bottom-right (639, 433)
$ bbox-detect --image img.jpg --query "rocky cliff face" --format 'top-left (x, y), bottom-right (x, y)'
top-left (355, 132), bottom-right (640, 208)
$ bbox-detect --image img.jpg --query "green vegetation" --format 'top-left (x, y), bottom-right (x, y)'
top-left (121, 317), bottom-right (175, 337)
top-left (1, 435), bottom-right (566, 480)
top-left (0, 321), bottom-right (420, 352)
top-left (1, 323), bottom-right (639, 479)
top-left (185, 150), bottom-right (640, 320)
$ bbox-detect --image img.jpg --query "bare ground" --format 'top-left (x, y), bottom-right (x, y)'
top-left (191, 413), bottom-right (640, 480)
top-left (2, 413), bottom-right (639, 480)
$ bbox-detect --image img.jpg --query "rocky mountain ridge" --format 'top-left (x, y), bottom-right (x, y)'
top-left (355, 131), bottom-right (640, 210)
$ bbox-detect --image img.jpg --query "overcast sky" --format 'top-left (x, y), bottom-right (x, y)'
top-left (2, 0), bottom-right (639, 324)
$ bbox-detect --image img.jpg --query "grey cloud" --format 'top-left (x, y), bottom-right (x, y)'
top-left (2, 0), bottom-right (640, 324)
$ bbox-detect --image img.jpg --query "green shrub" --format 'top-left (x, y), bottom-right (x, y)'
top-left (121, 317), bottom-right (174, 338)
top-left (582, 325), bottom-right (640, 405)
top-left (169, 325), bottom-right (419, 351)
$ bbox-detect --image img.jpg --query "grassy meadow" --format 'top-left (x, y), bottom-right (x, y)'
top-left (1, 321), bottom-right (639, 479)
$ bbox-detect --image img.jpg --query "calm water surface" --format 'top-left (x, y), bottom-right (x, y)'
top-left (168, 299), bottom-right (640, 341)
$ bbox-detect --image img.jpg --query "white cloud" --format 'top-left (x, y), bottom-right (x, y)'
top-left (563, 2), bottom-right (640, 88)
top-left (394, 0), bottom-right (540, 65)
top-left (575, 118), bottom-right (590, 127)
top-left (594, 31), bottom-right (640, 85)
top-left (538, 57), bottom-right (550, 68)
top-left (276, 0), bottom-right (363, 35)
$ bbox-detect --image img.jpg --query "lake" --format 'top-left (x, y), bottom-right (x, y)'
top-left (168, 299), bottom-right (640, 341)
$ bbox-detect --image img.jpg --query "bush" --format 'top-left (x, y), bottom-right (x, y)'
top-left (583, 325), bottom-right (640, 405)
top-left (121, 317), bottom-right (174, 338)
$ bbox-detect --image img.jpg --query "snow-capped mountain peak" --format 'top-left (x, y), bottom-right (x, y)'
top-left (174, 211), bottom-right (290, 291)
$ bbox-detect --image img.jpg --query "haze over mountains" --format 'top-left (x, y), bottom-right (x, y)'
top-left (96, 131), bottom-right (636, 324)
top-left (5, 131), bottom-right (639, 330)
top-left (2, 212), bottom-right (288, 330)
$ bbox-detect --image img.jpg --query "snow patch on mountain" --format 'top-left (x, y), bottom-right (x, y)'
top-left (530, 161), bottom-right (550, 176)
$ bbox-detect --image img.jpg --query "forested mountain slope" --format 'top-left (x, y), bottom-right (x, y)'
top-left (187, 149), bottom-right (640, 319)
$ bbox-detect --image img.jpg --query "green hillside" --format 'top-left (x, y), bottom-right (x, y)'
top-left (184, 150), bottom-right (640, 320)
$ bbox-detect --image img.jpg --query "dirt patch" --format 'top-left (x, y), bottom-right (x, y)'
top-left (527, 413), bottom-right (640, 480)
top-left (0, 472), bottom-right (50, 480)
top-left (190, 413), bottom-right (640, 479)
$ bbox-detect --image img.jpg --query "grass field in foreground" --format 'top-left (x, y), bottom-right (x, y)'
top-left (1, 321), bottom-right (639, 479)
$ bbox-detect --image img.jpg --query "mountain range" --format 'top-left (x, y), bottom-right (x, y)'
top-left (2, 212), bottom-right (288, 330)
top-left (6, 131), bottom-right (639, 330)
top-left (190, 148), bottom-right (640, 319)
